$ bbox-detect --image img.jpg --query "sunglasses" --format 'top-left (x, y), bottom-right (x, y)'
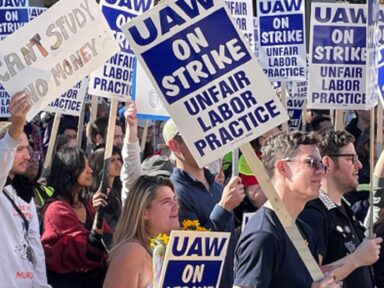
top-left (328, 154), bottom-right (359, 164)
top-left (283, 157), bottom-right (326, 172)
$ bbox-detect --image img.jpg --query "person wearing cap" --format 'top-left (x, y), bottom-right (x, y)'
top-left (234, 155), bottom-right (266, 231)
top-left (0, 92), bottom-right (50, 287)
top-left (163, 118), bottom-right (245, 288)
top-left (141, 154), bottom-right (173, 177)
top-left (299, 130), bottom-right (381, 288)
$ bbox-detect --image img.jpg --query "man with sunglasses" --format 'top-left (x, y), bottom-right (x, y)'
top-left (300, 130), bottom-right (381, 288)
top-left (234, 131), bottom-right (339, 288)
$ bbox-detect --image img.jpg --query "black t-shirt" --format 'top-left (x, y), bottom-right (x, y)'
top-left (234, 207), bottom-right (318, 287)
top-left (300, 196), bottom-right (374, 288)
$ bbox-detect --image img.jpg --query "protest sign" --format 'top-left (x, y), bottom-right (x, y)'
top-left (308, 3), bottom-right (369, 110)
top-left (134, 61), bottom-right (170, 120)
top-left (0, 3), bottom-right (29, 37)
top-left (0, 1), bottom-right (37, 117)
top-left (0, 0), bottom-right (120, 122)
top-left (286, 80), bottom-right (306, 130)
top-left (379, 5), bottom-right (384, 45)
top-left (28, 6), bottom-right (45, 21)
top-left (159, 231), bottom-right (230, 288)
top-left (225, 0), bottom-right (253, 49)
top-left (122, 0), bottom-right (288, 168)
top-left (88, 0), bottom-right (152, 101)
top-left (124, 0), bottom-right (324, 280)
top-left (134, 0), bottom-right (252, 120)
top-left (257, 0), bottom-right (306, 81)
top-left (378, 46), bottom-right (384, 106)
top-left (45, 79), bottom-right (87, 116)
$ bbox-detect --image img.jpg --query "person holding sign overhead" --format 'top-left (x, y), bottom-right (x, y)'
top-left (163, 118), bottom-right (245, 288)
top-left (0, 92), bottom-right (50, 287)
top-left (234, 131), bottom-right (337, 288)
top-left (103, 175), bottom-right (180, 288)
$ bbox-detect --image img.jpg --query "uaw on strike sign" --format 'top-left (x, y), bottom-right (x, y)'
top-left (123, 0), bottom-right (288, 168)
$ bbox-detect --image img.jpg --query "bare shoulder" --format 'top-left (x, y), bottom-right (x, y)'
top-left (104, 241), bottom-right (152, 288)
top-left (110, 241), bottom-right (151, 265)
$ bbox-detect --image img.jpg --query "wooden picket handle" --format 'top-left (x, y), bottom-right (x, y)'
top-left (334, 110), bottom-right (344, 131)
top-left (77, 102), bottom-right (85, 148)
top-left (140, 120), bottom-right (149, 154)
top-left (377, 102), bottom-right (383, 146)
top-left (369, 108), bottom-right (376, 237)
top-left (281, 81), bottom-right (288, 132)
top-left (240, 143), bottom-right (324, 281)
top-left (43, 112), bottom-right (61, 171)
top-left (95, 99), bottom-right (118, 229)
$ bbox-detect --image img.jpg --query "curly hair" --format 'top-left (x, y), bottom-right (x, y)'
top-left (318, 130), bottom-right (355, 157)
top-left (261, 131), bottom-right (319, 178)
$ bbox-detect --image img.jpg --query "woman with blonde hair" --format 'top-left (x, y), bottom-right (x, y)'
top-left (103, 175), bottom-right (179, 288)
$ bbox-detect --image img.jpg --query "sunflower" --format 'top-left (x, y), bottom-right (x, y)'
top-left (181, 219), bottom-right (207, 231)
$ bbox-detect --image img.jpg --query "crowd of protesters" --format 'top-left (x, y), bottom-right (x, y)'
top-left (2, 92), bottom-right (384, 288)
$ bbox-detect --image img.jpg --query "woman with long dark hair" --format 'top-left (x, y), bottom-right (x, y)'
top-left (89, 146), bottom-right (122, 231)
top-left (41, 147), bottom-right (112, 288)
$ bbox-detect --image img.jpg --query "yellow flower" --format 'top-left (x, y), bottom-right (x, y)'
top-left (150, 233), bottom-right (170, 251)
top-left (181, 219), bottom-right (207, 231)
top-left (150, 220), bottom-right (207, 253)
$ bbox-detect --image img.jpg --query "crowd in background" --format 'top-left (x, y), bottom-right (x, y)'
top-left (2, 92), bottom-right (384, 288)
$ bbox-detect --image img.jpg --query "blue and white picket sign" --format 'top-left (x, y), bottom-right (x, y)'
top-left (257, 0), bottom-right (306, 81)
top-left (286, 80), bottom-right (306, 130)
top-left (0, 5), bottom-right (29, 36)
top-left (88, 0), bottom-right (152, 101)
top-left (379, 6), bottom-right (384, 45)
top-left (45, 79), bottom-right (88, 116)
top-left (377, 45), bottom-right (384, 106)
top-left (159, 231), bottom-right (230, 288)
top-left (28, 6), bottom-right (45, 21)
top-left (133, 60), bottom-right (170, 120)
top-left (308, 3), bottom-right (369, 110)
top-left (225, 0), bottom-right (253, 50)
top-left (133, 0), bottom-right (253, 121)
top-left (122, 0), bottom-right (288, 168)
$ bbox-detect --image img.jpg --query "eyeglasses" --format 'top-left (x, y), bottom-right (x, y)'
top-left (328, 154), bottom-right (359, 164)
top-left (283, 157), bottom-right (326, 172)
